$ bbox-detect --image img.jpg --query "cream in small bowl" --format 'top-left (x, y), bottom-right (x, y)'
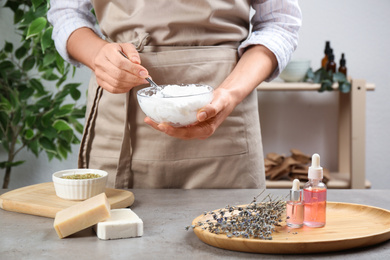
top-left (137, 84), bottom-right (214, 127)
top-left (52, 169), bottom-right (108, 200)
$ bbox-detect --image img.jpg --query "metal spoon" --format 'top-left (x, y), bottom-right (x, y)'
top-left (118, 50), bottom-right (162, 91)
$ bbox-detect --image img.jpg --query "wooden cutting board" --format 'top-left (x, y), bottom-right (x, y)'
top-left (0, 182), bottom-right (134, 218)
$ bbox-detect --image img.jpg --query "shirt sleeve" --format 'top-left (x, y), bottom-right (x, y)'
top-left (47, 0), bottom-right (101, 67)
top-left (238, 0), bottom-right (302, 81)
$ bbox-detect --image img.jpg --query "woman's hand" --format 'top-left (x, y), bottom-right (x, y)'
top-left (67, 27), bottom-right (149, 93)
top-left (93, 43), bottom-right (149, 93)
top-left (144, 87), bottom-right (235, 140)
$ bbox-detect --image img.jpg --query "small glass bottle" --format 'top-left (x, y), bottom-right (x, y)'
top-left (338, 53), bottom-right (347, 76)
top-left (303, 153), bottom-right (327, 228)
top-left (326, 53), bottom-right (336, 73)
top-left (321, 41), bottom-right (331, 68)
top-left (286, 179), bottom-right (304, 228)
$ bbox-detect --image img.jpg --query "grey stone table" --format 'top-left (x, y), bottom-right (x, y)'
top-left (1, 188), bottom-right (390, 260)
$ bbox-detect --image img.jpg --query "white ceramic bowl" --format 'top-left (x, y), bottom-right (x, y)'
top-left (279, 60), bottom-right (311, 82)
top-left (52, 169), bottom-right (108, 200)
top-left (137, 84), bottom-right (214, 127)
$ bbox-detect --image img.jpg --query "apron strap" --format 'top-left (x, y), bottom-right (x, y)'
top-left (78, 86), bottom-right (103, 169)
top-left (115, 91), bottom-right (133, 188)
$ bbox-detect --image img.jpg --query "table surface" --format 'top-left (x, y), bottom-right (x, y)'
top-left (1, 188), bottom-right (390, 260)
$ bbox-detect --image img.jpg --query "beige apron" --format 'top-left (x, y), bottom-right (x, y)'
top-left (79, 0), bottom-right (265, 189)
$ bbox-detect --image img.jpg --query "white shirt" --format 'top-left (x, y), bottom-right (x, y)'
top-left (47, 0), bottom-right (302, 80)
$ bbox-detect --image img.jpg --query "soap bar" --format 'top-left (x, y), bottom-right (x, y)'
top-left (94, 208), bottom-right (143, 240)
top-left (54, 193), bottom-right (111, 239)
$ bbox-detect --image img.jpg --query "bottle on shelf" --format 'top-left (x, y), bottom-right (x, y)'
top-left (286, 179), bottom-right (304, 228)
top-left (326, 52), bottom-right (336, 73)
top-left (321, 41), bottom-right (331, 68)
top-left (339, 53), bottom-right (347, 76)
top-left (303, 153), bottom-right (327, 228)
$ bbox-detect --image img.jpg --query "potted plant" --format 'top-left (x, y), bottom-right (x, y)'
top-left (0, 1), bottom-right (86, 188)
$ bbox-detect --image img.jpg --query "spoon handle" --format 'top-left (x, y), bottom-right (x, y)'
top-left (145, 78), bottom-right (160, 89)
top-left (118, 50), bottom-right (160, 89)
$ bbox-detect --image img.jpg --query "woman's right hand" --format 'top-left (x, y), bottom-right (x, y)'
top-left (67, 28), bottom-right (149, 94)
top-left (92, 43), bottom-right (149, 93)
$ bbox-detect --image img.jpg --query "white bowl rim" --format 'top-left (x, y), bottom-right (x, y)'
top-left (52, 168), bottom-right (108, 181)
top-left (137, 84), bottom-right (214, 99)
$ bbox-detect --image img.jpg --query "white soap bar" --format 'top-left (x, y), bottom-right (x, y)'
top-left (94, 208), bottom-right (143, 240)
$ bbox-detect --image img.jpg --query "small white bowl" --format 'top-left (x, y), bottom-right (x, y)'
top-left (279, 60), bottom-right (311, 82)
top-left (52, 169), bottom-right (108, 200)
top-left (137, 84), bottom-right (214, 127)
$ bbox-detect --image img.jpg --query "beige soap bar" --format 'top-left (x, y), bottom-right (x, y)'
top-left (54, 193), bottom-right (111, 239)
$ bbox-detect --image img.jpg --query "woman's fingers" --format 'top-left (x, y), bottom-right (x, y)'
top-left (143, 87), bottom-right (234, 140)
top-left (93, 43), bottom-right (149, 93)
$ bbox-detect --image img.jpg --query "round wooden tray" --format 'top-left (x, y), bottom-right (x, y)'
top-left (192, 202), bottom-right (390, 254)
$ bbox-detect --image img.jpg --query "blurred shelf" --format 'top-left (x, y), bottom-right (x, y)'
top-left (258, 79), bottom-right (375, 189)
top-left (257, 81), bottom-right (375, 91)
top-left (266, 172), bottom-right (371, 189)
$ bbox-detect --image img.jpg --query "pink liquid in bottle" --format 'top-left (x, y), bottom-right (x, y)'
top-left (287, 201), bottom-right (304, 228)
top-left (303, 188), bottom-right (326, 227)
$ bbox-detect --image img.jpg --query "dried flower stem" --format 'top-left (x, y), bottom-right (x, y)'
top-left (187, 190), bottom-right (287, 240)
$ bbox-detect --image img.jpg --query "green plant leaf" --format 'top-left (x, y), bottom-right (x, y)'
top-left (53, 119), bottom-right (72, 131)
top-left (25, 115), bottom-right (36, 128)
top-left (4, 1), bottom-right (20, 12)
top-left (15, 45), bottom-right (29, 59)
top-left (27, 139), bottom-right (40, 157)
top-left (26, 17), bottom-right (47, 39)
top-left (39, 136), bottom-right (56, 153)
top-left (14, 8), bottom-right (24, 24)
top-left (43, 52), bottom-right (56, 67)
top-left (22, 56), bottom-right (36, 71)
top-left (42, 109), bottom-right (55, 127)
top-left (0, 160), bottom-right (25, 168)
top-left (56, 104), bottom-right (74, 117)
top-left (56, 52), bottom-right (65, 74)
top-left (4, 42), bottom-right (13, 53)
top-left (15, 46), bottom-right (28, 60)
top-left (322, 79), bottom-right (333, 91)
top-left (19, 87), bottom-right (35, 100)
top-left (41, 126), bottom-right (58, 139)
top-left (70, 87), bottom-right (81, 101)
top-left (0, 96), bottom-right (12, 112)
top-left (57, 145), bottom-right (68, 159)
top-left (333, 72), bottom-right (346, 82)
top-left (11, 107), bottom-right (22, 125)
top-left (42, 69), bottom-right (60, 81)
top-left (58, 130), bottom-right (74, 143)
top-left (41, 27), bottom-right (53, 53)
top-left (339, 82), bottom-right (351, 93)
top-left (29, 78), bottom-right (46, 95)
top-left (32, 0), bottom-right (45, 10)
top-left (0, 61), bottom-right (14, 71)
top-left (24, 129), bottom-right (34, 140)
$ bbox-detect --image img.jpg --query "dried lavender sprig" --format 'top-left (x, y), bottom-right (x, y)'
top-left (186, 190), bottom-right (287, 240)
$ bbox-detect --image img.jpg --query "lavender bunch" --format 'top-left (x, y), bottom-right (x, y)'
top-left (187, 191), bottom-right (287, 240)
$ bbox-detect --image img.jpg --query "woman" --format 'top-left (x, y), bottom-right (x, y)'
top-left (48, 0), bottom-right (302, 189)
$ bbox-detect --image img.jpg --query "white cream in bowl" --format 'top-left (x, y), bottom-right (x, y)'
top-left (137, 84), bottom-right (214, 127)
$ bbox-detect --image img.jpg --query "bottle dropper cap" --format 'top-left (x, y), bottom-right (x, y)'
top-left (340, 53), bottom-right (346, 66)
top-left (308, 153), bottom-right (323, 180)
top-left (290, 179), bottom-right (302, 201)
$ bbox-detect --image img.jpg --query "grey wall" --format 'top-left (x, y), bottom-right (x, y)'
top-left (1, 0), bottom-right (389, 189)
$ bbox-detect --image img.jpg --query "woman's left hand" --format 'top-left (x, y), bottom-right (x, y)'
top-left (144, 87), bottom-right (235, 140)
